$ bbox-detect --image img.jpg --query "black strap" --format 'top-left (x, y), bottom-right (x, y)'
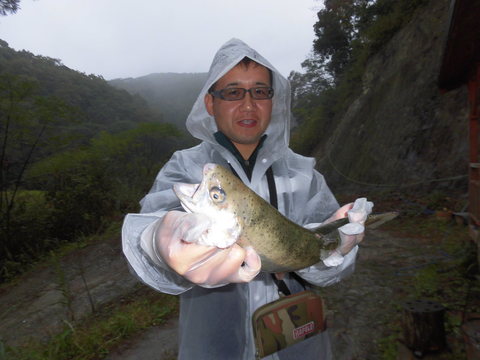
top-left (266, 166), bottom-right (307, 295)
top-left (271, 275), bottom-right (292, 296)
top-left (266, 166), bottom-right (278, 210)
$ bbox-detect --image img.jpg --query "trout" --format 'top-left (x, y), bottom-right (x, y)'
top-left (173, 163), bottom-right (397, 273)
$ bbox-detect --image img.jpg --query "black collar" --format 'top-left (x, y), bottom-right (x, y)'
top-left (214, 131), bottom-right (267, 181)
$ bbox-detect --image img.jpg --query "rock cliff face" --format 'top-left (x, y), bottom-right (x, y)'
top-left (315, 0), bottom-right (469, 194)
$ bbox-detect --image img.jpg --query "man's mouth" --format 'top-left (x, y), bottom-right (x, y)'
top-left (238, 119), bottom-right (257, 128)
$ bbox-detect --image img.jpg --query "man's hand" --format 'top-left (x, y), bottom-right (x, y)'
top-left (323, 198), bottom-right (373, 266)
top-left (154, 211), bottom-right (261, 287)
top-left (338, 198), bottom-right (373, 255)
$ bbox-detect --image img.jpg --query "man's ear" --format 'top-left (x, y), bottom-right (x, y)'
top-left (204, 93), bottom-right (214, 116)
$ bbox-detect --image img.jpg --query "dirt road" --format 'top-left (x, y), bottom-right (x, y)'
top-left (0, 218), bottom-right (477, 359)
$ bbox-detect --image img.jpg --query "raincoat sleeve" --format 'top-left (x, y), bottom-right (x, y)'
top-left (122, 152), bottom-right (195, 295)
top-left (295, 169), bottom-right (358, 287)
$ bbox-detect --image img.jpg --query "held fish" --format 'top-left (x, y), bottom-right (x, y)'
top-left (173, 163), bottom-right (397, 273)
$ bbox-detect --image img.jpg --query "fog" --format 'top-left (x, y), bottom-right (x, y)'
top-left (0, 0), bottom-right (322, 79)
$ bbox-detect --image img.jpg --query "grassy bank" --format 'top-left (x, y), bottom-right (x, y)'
top-left (2, 286), bottom-right (178, 360)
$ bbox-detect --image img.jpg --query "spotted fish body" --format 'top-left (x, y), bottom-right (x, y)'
top-left (173, 163), bottom-right (397, 273)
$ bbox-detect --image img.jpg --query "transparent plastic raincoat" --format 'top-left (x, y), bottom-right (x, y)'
top-left (122, 38), bottom-right (358, 359)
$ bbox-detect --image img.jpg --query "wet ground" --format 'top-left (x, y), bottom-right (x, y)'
top-left (1, 215), bottom-right (478, 359)
top-left (0, 235), bottom-right (138, 348)
top-left (105, 226), bottom-right (478, 360)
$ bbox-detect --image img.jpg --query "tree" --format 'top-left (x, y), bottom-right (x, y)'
top-left (289, 53), bottom-right (333, 109)
top-left (0, 0), bottom-right (20, 15)
top-left (313, 0), bottom-right (375, 81)
top-left (0, 74), bottom-right (71, 266)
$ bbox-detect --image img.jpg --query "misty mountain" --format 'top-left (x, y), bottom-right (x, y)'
top-left (110, 73), bottom-right (208, 130)
top-left (0, 39), bottom-right (163, 140)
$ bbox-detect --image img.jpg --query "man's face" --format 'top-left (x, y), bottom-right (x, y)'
top-left (204, 63), bottom-right (273, 156)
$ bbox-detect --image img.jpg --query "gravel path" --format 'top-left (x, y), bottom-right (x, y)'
top-left (0, 223), bottom-right (475, 359)
top-left (101, 227), bottom-right (455, 360)
top-left (106, 318), bottom-right (179, 360)
top-left (96, 226), bottom-right (464, 360)
top-left (324, 228), bottom-right (428, 359)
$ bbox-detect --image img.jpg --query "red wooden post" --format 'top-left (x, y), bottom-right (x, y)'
top-left (468, 64), bottom-right (480, 229)
top-left (468, 64), bottom-right (480, 265)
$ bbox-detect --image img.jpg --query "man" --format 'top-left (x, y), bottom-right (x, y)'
top-left (122, 38), bottom-right (370, 359)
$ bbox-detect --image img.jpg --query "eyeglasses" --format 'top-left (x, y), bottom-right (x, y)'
top-left (209, 87), bottom-right (274, 101)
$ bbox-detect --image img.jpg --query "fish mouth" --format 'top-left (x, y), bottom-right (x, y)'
top-left (172, 163), bottom-right (220, 213)
top-left (173, 182), bottom-right (200, 213)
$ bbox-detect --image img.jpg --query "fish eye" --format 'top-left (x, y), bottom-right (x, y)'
top-left (210, 186), bottom-right (226, 203)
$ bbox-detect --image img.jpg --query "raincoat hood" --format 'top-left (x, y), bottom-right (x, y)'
top-left (186, 38), bottom-right (292, 156)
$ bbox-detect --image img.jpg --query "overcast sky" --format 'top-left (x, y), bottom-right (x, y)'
top-left (0, 0), bottom-right (322, 80)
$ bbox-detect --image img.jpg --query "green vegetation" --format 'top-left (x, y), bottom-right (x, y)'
top-left (289, 0), bottom-right (429, 155)
top-left (0, 40), bottom-right (163, 138)
top-left (0, 40), bottom-right (195, 282)
top-left (0, 33), bottom-right (196, 360)
top-left (2, 286), bottom-right (178, 360)
top-left (0, 49), bottom-right (188, 355)
top-left (1, 121), bottom-right (190, 282)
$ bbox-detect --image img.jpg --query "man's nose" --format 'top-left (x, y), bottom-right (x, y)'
top-left (240, 91), bottom-right (256, 110)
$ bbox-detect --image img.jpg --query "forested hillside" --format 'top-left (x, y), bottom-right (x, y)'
top-left (0, 40), bottom-right (164, 136)
top-left (110, 72), bottom-right (207, 129)
top-left (0, 40), bottom-right (193, 281)
top-left (289, 0), bottom-right (468, 195)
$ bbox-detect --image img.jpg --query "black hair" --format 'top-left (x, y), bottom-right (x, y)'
top-left (208, 56), bottom-right (274, 93)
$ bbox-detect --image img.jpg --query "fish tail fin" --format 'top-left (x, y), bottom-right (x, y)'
top-left (364, 212), bottom-right (399, 229)
top-left (312, 211), bottom-right (399, 236)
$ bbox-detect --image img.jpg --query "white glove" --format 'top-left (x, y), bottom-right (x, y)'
top-left (152, 211), bottom-right (261, 288)
top-left (323, 198), bottom-right (373, 267)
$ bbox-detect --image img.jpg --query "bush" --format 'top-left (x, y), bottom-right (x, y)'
top-left (1, 122), bottom-right (190, 282)
top-left (0, 190), bottom-right (56, 281)
top-left (28, 122), bottom-right (186, 238)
